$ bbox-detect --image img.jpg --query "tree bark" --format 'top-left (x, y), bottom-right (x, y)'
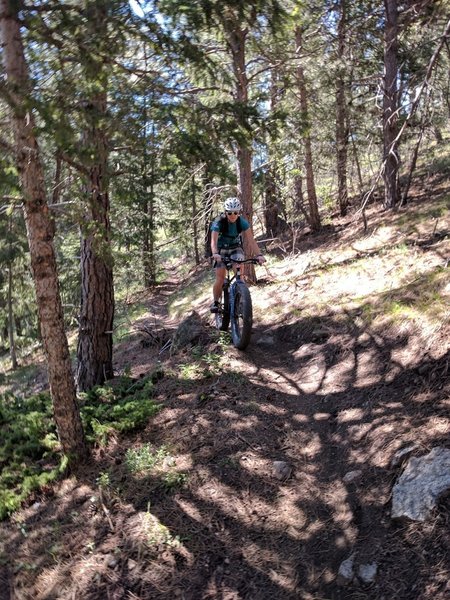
top-left (142, 73), bottom-right (156, 287)
top-left (264, 167), bottom-right (281, 236)
top-left (295, 26), bottom-right (321, 231)
top-left (0, 0), bottom-right (88, 460)
top-left (192, 175), bottom-right (200, 265)
top-left (383, 0), bottom-right (400, 209)
top-left (76, 162), bottom-right (115, 390)
top-left (264, 69), bottom-right (285, 237)
top-left (226, 22), bottom-right (257, 283)
top-left (76, 1), bottom-right (115, 391)
top-left (7, 259), bottom-right (18, 371)
top-left (335, 0), bottom-right (349, 216)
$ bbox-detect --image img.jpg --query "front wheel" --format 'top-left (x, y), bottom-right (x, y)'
top-left (231, 283), bottom-right (253, 350)
top-left (215, 285), bottom-right (230, 331)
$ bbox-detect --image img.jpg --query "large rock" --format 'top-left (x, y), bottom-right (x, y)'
top-left (171, 311), bottom-right (209, 353)
top-left (391, 446), bottom-right (450, 521)
top-left (336, 553), bottom-right (356, 585)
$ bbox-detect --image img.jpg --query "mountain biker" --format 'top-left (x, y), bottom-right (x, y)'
top-left (210, 197), bottom-right (266, 313)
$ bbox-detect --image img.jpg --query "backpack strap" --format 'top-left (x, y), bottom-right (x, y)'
top-left (218, 213), bottom-right (228, 235)
top-left (218, 214), bottom-right (243, 234)
top-left (215, 214), bottom-right (243, 247)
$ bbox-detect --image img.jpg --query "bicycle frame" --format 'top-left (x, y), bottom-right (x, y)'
top-left (214, 257), bottom-right (259, 350)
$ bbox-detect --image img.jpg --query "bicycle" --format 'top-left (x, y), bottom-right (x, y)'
top-left (213, 256), bottom-right (260, 350)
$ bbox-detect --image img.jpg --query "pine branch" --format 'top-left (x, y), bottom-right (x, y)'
top-left (58, 152), bottom-right (90, 176)
top-left (1, 197), bottom-right (23, 203)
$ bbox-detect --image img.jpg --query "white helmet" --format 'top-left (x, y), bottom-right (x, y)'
top-left (224, 197), bottom-right (242, 212)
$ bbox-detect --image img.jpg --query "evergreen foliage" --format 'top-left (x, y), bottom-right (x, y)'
top-left (0, 374), bottom-right (162, 520)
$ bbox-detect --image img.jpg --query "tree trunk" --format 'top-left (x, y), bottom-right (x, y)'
top-left (0, 0), bottom-right (88, 460)
top-left (335, 0), bottom-right (349, 216)
top-left (264, 167), bottom-right (280, 236)
top-left (192, 175), bottom-right (200, 265)
top-left (76, 1), bottom-right (115, 391)
top-left (227, 24), bottom-right (257, 283)
top-left (7, 259), bottom-right (18, 371)
top-left (383, 0), bottom-right (400, 209)
top-left (142, 177), bottom-right (156, 287)
top-left (76, 170), bottom-right (115, 390)
top-left (142, 72), bottom-right (156, 287)
top-left (294, 175), bottom-right (309, 224)
top-left (264, 69), bottom-right (284, 237)
top-left (295, 27), bottom-right (321, 231)
top-left (203, 168), bottom-right (213, 258)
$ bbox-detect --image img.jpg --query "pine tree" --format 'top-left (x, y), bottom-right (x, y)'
top-left (0, 0), bottom-right (88, 462)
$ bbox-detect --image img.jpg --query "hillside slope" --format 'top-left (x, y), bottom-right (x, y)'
top-left (1, 191), bottom-right (449, 600)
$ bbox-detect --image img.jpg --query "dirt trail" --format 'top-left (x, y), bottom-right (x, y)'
top-left (1, 199), bottom-right (449, 600)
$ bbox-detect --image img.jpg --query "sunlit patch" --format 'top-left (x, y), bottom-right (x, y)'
top-left (334, 534), bottom-right (348, 549)
top-left (304, 519), bottom-right (325, 537)
top-left (283, 430), bottom-right (322, 458)
top-left (257, 402), bottom-right (289, 415)
top-left (292, 413), bottom-right (309, 423)
top-left (228, 415), bottom-right (260, 431)
top-left (313, 412), bottom-right (331, 421)
top-left (336, 408), bottom-right (365, 423)
top-left (275, 494), bottom-right (308, 531)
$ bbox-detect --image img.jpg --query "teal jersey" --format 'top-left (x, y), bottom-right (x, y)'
top-left (211, 216), bottom-right (249, 249)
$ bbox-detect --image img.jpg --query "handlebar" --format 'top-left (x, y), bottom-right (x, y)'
top-left (220, 257), bottom-right (261, 267)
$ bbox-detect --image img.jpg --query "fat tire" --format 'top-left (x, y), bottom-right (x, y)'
top-left (215, 286), bottom-right (230, 331)
top-left (231, 283), bottom-right (253, 350)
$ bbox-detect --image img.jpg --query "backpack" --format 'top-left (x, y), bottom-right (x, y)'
top-left (215, 213), bottom-right (243, 236)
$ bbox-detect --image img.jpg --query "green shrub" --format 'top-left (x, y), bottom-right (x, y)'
top-left (80, 375), bottom-right (162, 445)
top-left (125, 444), bottom-right (169, 473)
top-left (0, 373), bottom-right (162, 520)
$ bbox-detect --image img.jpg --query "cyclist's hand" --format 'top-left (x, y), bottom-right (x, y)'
top-left (212, 253), bottom-right (221, 262)
top-left (257, 255), bottom-right (266, 265)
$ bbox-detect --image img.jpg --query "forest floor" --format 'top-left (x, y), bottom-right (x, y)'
top-left (0, 183), bottom-right (449, 600)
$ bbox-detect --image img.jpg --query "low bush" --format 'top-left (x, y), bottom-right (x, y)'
top-left (0, 374), bottom-right (162, 520)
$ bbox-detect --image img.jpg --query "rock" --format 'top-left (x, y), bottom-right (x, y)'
top-left (390, 443), bottom-right (418, 468)
top-left (256, 334), bottom-right (275, 345)
top-left (358, 562), bottom-right (377, 583)
top-left (337, 553), bottom-right (356, 585)
top-left (343, 470), bottom-right (362, 484)
top-left (106, 555), bottom-right (118, 568)
top-left (391, 446), bottom-right (450, 521)
top-left (171, 311), bottom-right (209, 353)
top-left (127, 559), bottom-right (137, 571)
top-left (272, 461), bottom-right (292, 481)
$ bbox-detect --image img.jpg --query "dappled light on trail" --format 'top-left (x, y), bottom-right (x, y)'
top-left (1, 197), bottom-right (449, 599)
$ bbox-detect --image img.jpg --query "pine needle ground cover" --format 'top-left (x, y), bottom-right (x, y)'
top-left (0, 191), bottom-right (448, 600)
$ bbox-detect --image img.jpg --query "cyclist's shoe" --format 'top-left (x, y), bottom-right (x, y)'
top-left (210, 300), bottom-right (219, 313)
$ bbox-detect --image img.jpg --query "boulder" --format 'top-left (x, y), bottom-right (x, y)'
top-left (391, 446), bottom-right (450, 521)
top-left (337, 553), bottom-right (356, 585)
top-left (171, 311), bottom-right (210, 353)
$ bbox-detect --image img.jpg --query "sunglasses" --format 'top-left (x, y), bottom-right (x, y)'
top-left (226, 211), bottom-right (239, 215)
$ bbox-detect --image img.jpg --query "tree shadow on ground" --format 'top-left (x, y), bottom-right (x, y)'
top-left (2, 303), bottom-right (449, 600)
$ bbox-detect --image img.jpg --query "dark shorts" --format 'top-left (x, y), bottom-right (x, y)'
top-left (214, 246), bottom-right (244, 269)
